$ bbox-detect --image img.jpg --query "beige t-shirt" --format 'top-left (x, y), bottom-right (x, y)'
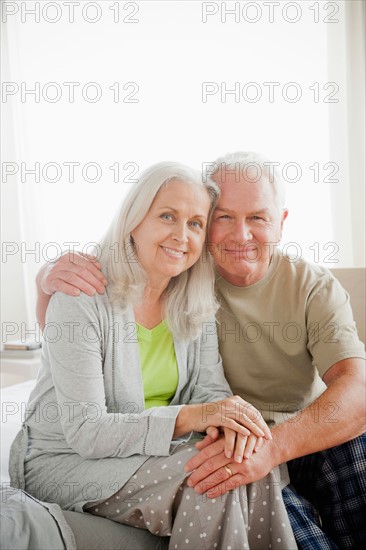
top-left (216, 248), bottom-right (365, 426)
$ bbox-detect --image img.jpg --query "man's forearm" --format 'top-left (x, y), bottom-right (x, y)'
top-left (272, 363), bottom-right (365, 464)
top-left (184, 359), bottom-right (365, 496)
top-left (36, 265), bottom-right (52, 329)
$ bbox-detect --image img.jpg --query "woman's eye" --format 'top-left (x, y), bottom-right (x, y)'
top-left (190, 220), bottom-right (203, 229)
top-left (160, 213), bottom-right (173, 221)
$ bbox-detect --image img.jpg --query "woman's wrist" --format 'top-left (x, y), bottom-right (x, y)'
top-left (174, 405), bottom-right (189, 437)
top-left (174, 404), bottom-right (202, 437)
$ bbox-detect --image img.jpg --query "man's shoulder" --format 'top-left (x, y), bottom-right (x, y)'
top-left (266, 251), bottom-right (346, 308)
top-left (277, 251), bottom-right (334, 287)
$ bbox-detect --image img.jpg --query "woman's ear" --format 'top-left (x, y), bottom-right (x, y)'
top-left (280, 209), bottom-right (288, 231)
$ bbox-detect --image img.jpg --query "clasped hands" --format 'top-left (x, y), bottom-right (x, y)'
top-left (180, 396), bottom-right (277, 498)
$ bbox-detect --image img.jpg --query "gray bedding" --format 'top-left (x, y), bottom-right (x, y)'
top-left (62, 510), bottom-right (169, 550)
top-left (0, 486), bottom-right (169, 550)
top-left (0, 487), bottom-right (75, 549)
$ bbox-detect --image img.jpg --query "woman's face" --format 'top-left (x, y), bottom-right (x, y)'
top-left (131, 179), bottom-right (211, 288)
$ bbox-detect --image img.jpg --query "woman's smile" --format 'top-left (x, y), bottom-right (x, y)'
top-left (160, 246), bottom-right (187, 259)
top-left (131, 179), bottom-right (210, 288)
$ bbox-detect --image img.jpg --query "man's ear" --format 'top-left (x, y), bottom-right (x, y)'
top-left (278, 209), bottom-right (288, 242)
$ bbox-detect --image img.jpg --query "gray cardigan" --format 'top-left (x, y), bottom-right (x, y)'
top-left (9, 288), bottom-right (232, 512)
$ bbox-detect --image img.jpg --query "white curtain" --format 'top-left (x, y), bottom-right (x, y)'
top-left (327, 0), bottom-right (365, 267)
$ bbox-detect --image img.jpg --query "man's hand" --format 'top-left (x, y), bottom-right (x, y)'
top-left (38, 252), bottom-right (107, 297)
top-left (36, 252), bottom-right (107, 329)
top-left (184, 436), bottom-right (279, 498)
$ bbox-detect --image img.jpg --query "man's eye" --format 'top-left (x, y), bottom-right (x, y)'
top-left (217, 215), bottom-right (231, 220)
top-left (251, 216), bottom-right (263, 221)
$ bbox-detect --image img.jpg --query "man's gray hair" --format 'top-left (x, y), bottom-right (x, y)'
top-left (99, 161), bottom-right (220, 340)
top-left (209, 151), bottom-right (286, 209)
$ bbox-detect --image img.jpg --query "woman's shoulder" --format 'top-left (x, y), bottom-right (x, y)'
top-left (49, 287), bottom-right (108, 307)
top-left (46, 287), bottom-right (115, 323)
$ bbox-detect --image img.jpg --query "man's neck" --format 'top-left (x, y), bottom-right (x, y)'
top-left (216, 256), bottom-right (273, 287)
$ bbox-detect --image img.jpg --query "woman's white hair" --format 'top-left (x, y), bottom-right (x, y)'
top-left (99, 161), bottom-right (220, 340)
top-left (210, 151), bottom-right (286, 210)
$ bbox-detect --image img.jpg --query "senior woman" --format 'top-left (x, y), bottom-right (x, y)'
top-left (10, 162), bottom-right (297, 549)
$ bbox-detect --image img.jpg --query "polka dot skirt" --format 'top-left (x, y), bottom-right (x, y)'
top-left (85, 441), bottom-right (297, 549)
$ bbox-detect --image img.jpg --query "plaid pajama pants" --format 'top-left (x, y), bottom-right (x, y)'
top-left (283, 433), bottom-right (366, 550)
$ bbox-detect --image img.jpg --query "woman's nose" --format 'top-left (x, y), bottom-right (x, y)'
top-left (172, 222), bottom-right (188, 243)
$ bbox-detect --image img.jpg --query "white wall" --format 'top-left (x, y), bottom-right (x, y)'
top-left (1, 0), bottom-right (365, 345)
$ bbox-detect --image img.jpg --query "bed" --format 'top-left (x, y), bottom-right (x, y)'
top-left (0, 380), bottom-right (169, 550)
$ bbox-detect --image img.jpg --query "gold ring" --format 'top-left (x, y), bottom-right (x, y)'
top-left (224, 465), bottom-right (233, 477)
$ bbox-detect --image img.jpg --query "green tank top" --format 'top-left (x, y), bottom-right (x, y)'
top-left (136, 321), bottom-right (179, 409)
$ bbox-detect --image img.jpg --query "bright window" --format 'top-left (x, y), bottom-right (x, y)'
top-left (1, 0), bottom-right (365, 338)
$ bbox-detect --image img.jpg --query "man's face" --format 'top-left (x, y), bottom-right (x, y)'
top-left (209, 171), bottom-right (288, 286)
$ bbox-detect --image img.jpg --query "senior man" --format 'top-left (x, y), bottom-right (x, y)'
top-left (36, 152), bottom-right (365, 549)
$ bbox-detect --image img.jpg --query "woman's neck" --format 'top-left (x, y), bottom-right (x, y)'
top-left (133, 285), bottom-right (165, 329)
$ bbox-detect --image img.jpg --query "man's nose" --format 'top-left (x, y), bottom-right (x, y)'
top-left (232, 221), bottom-right (252, 243)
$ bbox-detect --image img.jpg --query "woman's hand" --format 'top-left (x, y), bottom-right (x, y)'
top-left (174, 396), bottom-right (271, 443)
top-left (196, 426), bottom-right (266, 463)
